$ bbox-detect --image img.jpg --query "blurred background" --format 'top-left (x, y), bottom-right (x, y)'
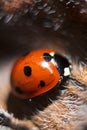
top-left (0, 0), bottom-right (87, 61)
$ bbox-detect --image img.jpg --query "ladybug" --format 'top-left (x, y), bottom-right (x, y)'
top-left (11, 49), bottom-right (71, 99)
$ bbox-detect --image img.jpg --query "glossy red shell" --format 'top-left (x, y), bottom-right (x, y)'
top-left (11, 49), bottom-right (60, 98)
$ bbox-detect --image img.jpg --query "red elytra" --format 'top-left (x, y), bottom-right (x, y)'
top-left (11, 49), bottom-right (60, 99)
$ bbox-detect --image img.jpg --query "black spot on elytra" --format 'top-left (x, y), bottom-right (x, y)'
top-left (40, 80), bottom-right (45, 87)
top-left (43, 53), bottom-right (52, 62)
top-left (24, 66), bottom-right (32, 76)
top-left (15, 87), bottom-right (23, 94)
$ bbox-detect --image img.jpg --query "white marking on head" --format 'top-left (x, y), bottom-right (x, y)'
top-left (64, 67), bottom-right (70, 76)
top-left (50, 52), bottom-right (57, 66)
top-left (50, 52), bottom-right (55, 57)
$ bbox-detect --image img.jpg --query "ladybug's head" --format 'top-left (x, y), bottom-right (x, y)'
top-left (54, 54), bottom-right (71, 77)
